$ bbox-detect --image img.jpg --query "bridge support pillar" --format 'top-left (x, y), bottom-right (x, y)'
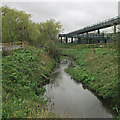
top-left (60, 37), bottom-right (62, 43)
top-left (86, 32), bottom-right (89, 44)
top-left (71, 37), bottom-right (73, 43)
top-left (114, 25), bottom-right (116, 34)
top-left (78, 38), bottom-right (81, 44)
top-left (98, 29), bottom-right (100, 34)
top-left (98, 29), bottom-right (100, 43)
top-left (65, 37), bottom-right (68, 43)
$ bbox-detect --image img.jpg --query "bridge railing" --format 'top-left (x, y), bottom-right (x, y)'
top-left (62, 16), bottom-right (120, 36)
top-left (87, 16), bottom-right (119, 28)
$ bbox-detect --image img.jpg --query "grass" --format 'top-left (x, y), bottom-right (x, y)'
top-left (2, 43), bottom-right (120, 118)
top-left (2, 46), bottom-right (57, 118)
top-left (60, 44), bottom-right (119, 118)
top-left (57, 43), bottom-right (114, 49)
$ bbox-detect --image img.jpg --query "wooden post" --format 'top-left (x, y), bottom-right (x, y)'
top-left (10, 42), bottom-right (11, 52)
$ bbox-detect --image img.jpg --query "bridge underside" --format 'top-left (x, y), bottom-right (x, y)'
top-left (59, 33), bottom-right (115, 44)
top-left (59, 16), bottom-right (120, 44)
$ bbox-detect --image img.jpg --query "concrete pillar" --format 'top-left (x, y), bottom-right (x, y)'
top-left (98, 29), bottom-right (100, 43)
top-left (98, 29), bottom-right (100, 34)
top-left (114, 25), bottom-right (116, 34)
top-left (86, 32), bottom-right (88, 44)
top-left (61, 37), bottom-right (62, 43)
top-left (65, 37), bottom-right (68, 43)
top-left (71, 37), bottom-right (73, 43)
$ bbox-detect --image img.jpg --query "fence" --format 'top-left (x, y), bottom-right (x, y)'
top-left (80, 43), bottom-right (113, 48)
top-left (59, 42), bottom-right (114, 50)
top-left (0, 41), bottom-right (27, 52)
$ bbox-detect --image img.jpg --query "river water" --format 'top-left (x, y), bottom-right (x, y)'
top-left (44, 59), bottom-right (115, 118)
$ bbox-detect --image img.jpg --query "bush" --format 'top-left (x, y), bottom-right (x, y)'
top-left (2, 47), bottom-right (56, 118)
top-left (45, 41), bottom-right (60, 60)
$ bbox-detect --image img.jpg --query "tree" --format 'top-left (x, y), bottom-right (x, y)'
top-left (38, 19), bottom-right (62, 46)
top-left (2, 6), bottom-right (31, 43)
top-left (1, 6), bottom-right (63, 59)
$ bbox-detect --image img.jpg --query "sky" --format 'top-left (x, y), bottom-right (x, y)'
top-left (1, 0), bottom-right (120, 33)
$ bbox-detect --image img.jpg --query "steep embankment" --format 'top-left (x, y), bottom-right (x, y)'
top-left (61, 46), bottom-right (119, 117)
top-left (2, 46), bottom-right (57, 118)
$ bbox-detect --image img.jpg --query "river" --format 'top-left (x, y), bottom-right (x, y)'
top-left (44, 59), bottom-right (115, 118)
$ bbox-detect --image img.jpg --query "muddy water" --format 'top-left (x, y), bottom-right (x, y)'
top-left (44, 59), bottom-right (115, 118)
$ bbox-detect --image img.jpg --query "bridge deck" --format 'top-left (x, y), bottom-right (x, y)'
top-left (59, 16), bottom-right (120, 37)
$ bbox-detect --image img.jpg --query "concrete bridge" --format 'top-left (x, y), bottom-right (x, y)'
top-left (59, 16), bottom-right (120, 44)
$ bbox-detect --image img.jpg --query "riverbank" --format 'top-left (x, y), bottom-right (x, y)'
top-left (60, 45), bottom-right (119, 118)
top-left (44, 58), bottom-right (115, 118)
top-left (2, 46), bottom-right (57, 118)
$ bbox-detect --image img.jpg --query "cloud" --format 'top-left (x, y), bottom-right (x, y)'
top-left (2, 0), bottom-right (120, 2)
top-left (2, 2), bottom-right (118, 33)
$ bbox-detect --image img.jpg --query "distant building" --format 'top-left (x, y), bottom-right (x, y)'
top-left (118, 1), bottom-right (120, 16)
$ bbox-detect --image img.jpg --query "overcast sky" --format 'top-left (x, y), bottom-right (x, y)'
top-left (2, 1), bottom-right (120, 33)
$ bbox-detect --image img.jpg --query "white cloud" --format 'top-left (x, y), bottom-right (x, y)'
top-left (2, 1), bottom-right (119, 33)
top-left (2, 0), bottom-right (120, 2)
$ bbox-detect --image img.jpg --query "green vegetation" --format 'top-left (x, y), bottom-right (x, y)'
top-left (61, 45), bottom-right (119, 118)
top-left (1, 5), bottom-right (120, 119)
top-left (2, 6), bottom-right (62, 58)
top-left (1, 6), bottom-right (62, 118)
top-left (2, 6), bottom-right (62, 44)
top-left (2, 46), bottom-right (58, 118)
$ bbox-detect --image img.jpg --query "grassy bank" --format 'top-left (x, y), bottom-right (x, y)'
top-left (61, 45), bottom-right (119, 118)
top-left (2, 46), bottom-right (57, 118)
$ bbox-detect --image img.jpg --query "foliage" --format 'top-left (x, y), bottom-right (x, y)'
top-left (2, 6), bottom-right (31, 43)
top-left (111, 33), bottom-right (120, 51)
top-left (38, 19), bottom-right (62, 46)
top-left (45, 41), bottom-right (60, 59)
top-left (1, 6), bottom-right (62, 43)
top-left (2, 6), bottom-right (62, 58)
top-left (2, 47), bottom-right (56, 118)
top-left (61, 45), bottom-right (119, 116)
top-left (2, 6), bottom-right (62, 118)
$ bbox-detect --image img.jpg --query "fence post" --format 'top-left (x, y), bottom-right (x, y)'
top-left (10, 42), bottom-right (11, 52)
top-left (15, 42), bottom-right (16, 50)
top-left (23, 41), bottom-right (25, 50)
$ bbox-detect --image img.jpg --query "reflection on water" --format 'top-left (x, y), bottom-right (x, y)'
top-left (44, 59), bottom-right (115, 118)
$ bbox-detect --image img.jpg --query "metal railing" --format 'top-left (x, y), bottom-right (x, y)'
top-left (60, 16), bottom-right (120, 37)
